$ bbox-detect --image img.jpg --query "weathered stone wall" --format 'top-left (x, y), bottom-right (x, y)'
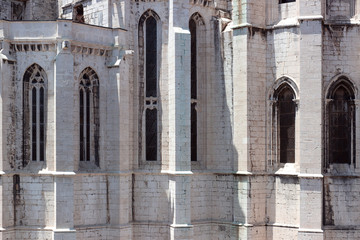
top-left (324, 177), bottom-right (360, 226)
top-left (3, 0), bottom-right (360, 240)
top-left (0, 0), bottom-right (57, 21)
top-left (322, 20), bottom-right (360, 239)
top-left (61, 0), bottom-right (110, 26)
top-left (326, 0), bottom-right (356, 20)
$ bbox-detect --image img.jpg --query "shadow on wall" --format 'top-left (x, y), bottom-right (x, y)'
top-left (212, 17), bottom-right (246, 239)
top-left (326, 0), bottom-right (356, 22)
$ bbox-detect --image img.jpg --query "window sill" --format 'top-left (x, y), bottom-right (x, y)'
top-left (274, 163), bottom-right (299, 176)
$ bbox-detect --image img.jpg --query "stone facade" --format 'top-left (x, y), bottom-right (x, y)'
top-left (0, 0), bottom-right (359, 239)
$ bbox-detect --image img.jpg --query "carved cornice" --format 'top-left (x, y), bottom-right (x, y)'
top-left (10, 43), bottom-right (56, 52)
top-left (71, 44), bottom-right (111, 57)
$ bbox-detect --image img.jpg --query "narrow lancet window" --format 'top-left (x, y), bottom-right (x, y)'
top-left (190, 18), bottom-right (198, 161)
top-left (146, 16), bottom-right (157, 98)
top-left (278, 86), bottom-right (296, 163)
top-left (79, 68), bottom-right (100, 165)
top-left (139, 11), bottom-right (160, 162)
top-left (23, 64), bottom-right (47, 163)
top-left (328, 83), bottom-right (355, 165)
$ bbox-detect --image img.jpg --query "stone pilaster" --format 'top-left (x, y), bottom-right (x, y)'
top-left (52, 41), bottom-right (76, 240)
top-left (167, 1), bottom-right (193, 239)
top-left (298, 1), bottom-right (324, 239)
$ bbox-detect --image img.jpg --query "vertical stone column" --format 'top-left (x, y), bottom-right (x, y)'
top-left (232, 26), bottom-right (250, 173)
top-left (167, 1), bottom-right (193, 239)
top-left (298, 1), bottom-right (324, 239)
top-left (0, 43), bottom-right (4, 240)
top-left (106, 44), bottom-right (133, 238)
top-left (52, 40), bottom-right (76, 240)
top-left (0, 41), bottom-right (17, 239)
top-left (232, 0), bottom-right (267, 238)
top-left (231, 26), bottom-right (252, 239)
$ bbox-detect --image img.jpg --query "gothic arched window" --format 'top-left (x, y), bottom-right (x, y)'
top-left (79, 67), bottom-right (100, 166)
top-left (139, 10), bottom-right (160, 162)
top-left (190, 18), bottom-right (197, 162)
top-left (277, 85), bottom-right (296, 164)
top-left (189, 12), bottom-right (205, 163)
top-left (327, 80), bottom-right (355, 166)
top-left (23, 64), bottom-right (47, 163)
top-left (269, 81), bottom-right (298, 166)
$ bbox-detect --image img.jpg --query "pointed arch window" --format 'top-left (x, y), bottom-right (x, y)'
top-left (79, 67), bottom-right (100, 165)
top-left (139, 10), bottom-right (160, 162)
top-left (326, 79), bottom-right (355, 167)
top-left (189, 13), bottom-right (205, 163)
top-left (23, 64), bottom-right (47, 163)
top-left (190, 18), bottom-right (197, 162)
top-left (277, 86), bottom-right (296, 163)
top-left (270, 82), bottom-right (297, 165)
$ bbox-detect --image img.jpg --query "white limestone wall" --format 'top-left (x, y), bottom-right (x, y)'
top-left (269, 176), bottom-right (299, 225)
top-left (324, 177), bottom-right (360, 226)
top-left (206, 21), bottom-right (233, 171)
top-left (61, 0), bottom-right (111, 27)
top-left (266, 0), bottom-right (297, 26)
top-left (322, 22), bottom-right (360, 239)
top-left (326, 0), bottom-right (356, 20)
top-left (133, 174), bottom-right (169, 223)
top-left (74, 175), bottom-right (108, 226)
top-left (15, 176), bottom-right (54, 227)
top-left (325, 230), bottom-right (360, 240)
top-left (132, 224), bottom-right (169, 240)
top-left (246, 29), bottom-right (267, 173)
top-left (1, 176), bottom-right (54, 240)
top-left (323, 25), bottom-right (360, 92)
top-left (2, 176), bottom-right (14, 229)
top-left (232, 0), bottom-right (266, 27)
top-left (0, 0), bottom-right (57, 21)
top-left (191, 175), bottom-right (212, 222)
top-left (266, 27), bottom-right (300, 84)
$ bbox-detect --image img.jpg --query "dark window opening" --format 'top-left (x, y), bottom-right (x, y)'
top-left (146, 16), bottom-right (157, 98)
top-left (279, 0), bottom-right (296, 3)
top-left (190, 19), bottom-right (197, 100)
top-left (40, 87), bottom-right (45, 161)
top-left (79, 68), bottom-right (100, 165)
top-left (86, 89), bottom-right (90, 162)
top-left (329, 86), bottom-right (353, 164)
top-left (143, 14), bottom-right (158, 161)
top-left (13, 175), bottom-right (20, 194)
top-left (11, 2), bottom-right (25, 20)
top-left (278, 86), bottom-right (295, 164)
top-left (74, 4), bottom-right (85, 23)
top-left (24, 64), bottom-right (46, 164)
top-left (146, 108), bottom-right (157, 161)
top-left (31, 87), bottom-right (37, 161)
top-left (190, 18), bottom-right (198, 162)
top-left (79, 87), bottom-right (91, 162)
top-left (79, 89), bottom-right (84, 161)
top-left (191, 103), bottom-right (197, 162)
